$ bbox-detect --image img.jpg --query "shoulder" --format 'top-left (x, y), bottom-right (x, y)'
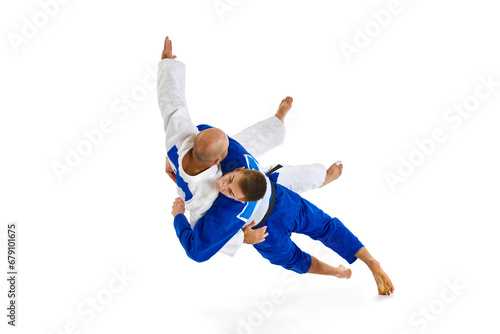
top-left (222, 137), bottom-right (262, 173)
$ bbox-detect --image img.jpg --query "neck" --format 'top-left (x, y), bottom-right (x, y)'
top-left (182, 149), bottom-right (213, 176)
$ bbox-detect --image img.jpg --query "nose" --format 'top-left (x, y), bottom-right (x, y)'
top-left (216, 178), bottom-right (226, 192)
top-left (219, 179), bottom-right (228, 192)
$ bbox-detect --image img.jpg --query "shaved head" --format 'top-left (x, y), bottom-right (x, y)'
top-left (193, 128), bottom-right (229, 163)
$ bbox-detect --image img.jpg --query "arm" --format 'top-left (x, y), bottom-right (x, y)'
top-left (171, 197), bottom-right (246, 262)
top-left (158, 37), bottom-right (198, 149)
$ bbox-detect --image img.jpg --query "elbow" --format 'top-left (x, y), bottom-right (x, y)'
top-left (186, 250), bottom-right (211, 263)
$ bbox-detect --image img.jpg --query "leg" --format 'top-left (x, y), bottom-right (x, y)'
top-left (354, 247), bottom-right (395, 296)
top-left (254, 226), bottom-right (351, 280)
top-left (231, 96), bottom-right (293, 157)
top-left (268, 163), bottom-right (326, 194)
top-left (267, 160), bottom-right (343, 194)
top-left (297, 210), bottom-right (365, 266)
top-left (253, 237), bottom-right (312, 275)
top-left (293, 197), bottom-right (395, 294)
top-left (308, 255), bottom-right (352, 279)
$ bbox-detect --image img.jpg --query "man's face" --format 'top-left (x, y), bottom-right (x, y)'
top-left (215, 168), bottom-right (246, 202)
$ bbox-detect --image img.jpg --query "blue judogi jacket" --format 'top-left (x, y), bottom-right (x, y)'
top-left (172, 125), bottom-right (265, 262)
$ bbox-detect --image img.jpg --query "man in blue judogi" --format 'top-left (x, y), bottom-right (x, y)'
top-left (161, 36), bottom-right (394, 295)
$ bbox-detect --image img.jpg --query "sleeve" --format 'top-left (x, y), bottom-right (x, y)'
top-left (231, 116), bottom-right (285, 157)
top-left (187, 190), bottom-right (244, 257)
top-left (157, 59), bottom-right (198, 149)
top-left (173, 198), bottom-right (246, 262)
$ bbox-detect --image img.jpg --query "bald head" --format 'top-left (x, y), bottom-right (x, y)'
top-left (193, 128), bottom-right (229, 164)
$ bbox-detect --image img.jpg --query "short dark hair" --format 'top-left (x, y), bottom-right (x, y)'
top-left (238, 169), bottom-right (267, 202)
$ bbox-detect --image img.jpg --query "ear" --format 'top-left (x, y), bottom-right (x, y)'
top-left (235, 167), bottom-right (245, 171)
top-left (213, 157), bottom-right (223, 165)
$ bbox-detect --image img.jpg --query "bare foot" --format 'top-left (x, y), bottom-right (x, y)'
top-left (275, 96), bottom-right (293, 123)
top-left (334, 264), bottom-right (352, 279)
top-left (320, 162), bottom-right (343, 188)
top-left (368, 261), bottom-right (395, 295)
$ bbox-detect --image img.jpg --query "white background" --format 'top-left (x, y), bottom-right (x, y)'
top-left (1, 0), bottom-right (499, 333)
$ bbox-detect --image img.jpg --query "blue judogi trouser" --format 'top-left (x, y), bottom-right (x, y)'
top-left (253, 174), bottom-right (365, 274)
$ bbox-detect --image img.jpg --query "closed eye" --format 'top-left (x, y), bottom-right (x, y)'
top-left (229, 175), bottom-right (235, 197)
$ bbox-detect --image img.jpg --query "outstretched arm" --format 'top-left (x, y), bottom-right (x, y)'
top-left (158, 36), bottom-right (198, 149)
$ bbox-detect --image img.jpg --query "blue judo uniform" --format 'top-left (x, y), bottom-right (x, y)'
top-left (174, 126), bottom-right (364, 273)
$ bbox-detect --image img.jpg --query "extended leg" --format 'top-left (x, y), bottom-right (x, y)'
top-left (269, 164), bottom-right (326, 194)
top-left (267, 160), bottom-right (343, 195)
top-left (253, 235), bottom-right (350, 280)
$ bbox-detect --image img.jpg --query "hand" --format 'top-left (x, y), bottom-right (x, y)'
top-left (162, 36), bottom-right (177, 60)
top-left (243, 221), bottom-right (269, 244)
top-left (165, 156), bottom-right (177, 183)
top-left (171, 197), bottom-right (185, 217)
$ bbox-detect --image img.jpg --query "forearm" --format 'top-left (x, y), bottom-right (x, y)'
top-left (173, 214), bottom-right (214, 263)
top-left (173, 211), bottom-right (244, 263)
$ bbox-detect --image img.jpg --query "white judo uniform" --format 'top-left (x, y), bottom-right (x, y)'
top-left (158, 58), bottom-right (326, 256)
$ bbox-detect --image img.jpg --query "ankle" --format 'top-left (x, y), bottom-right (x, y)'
top-left (274, 113), bottom-right (285, 123)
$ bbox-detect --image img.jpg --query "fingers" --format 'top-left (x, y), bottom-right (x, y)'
top-left (171, 197), bottom-right (185, 217)
top-left (256, 232), bottom-right (268, 243)
top-left (172, 197), bottom-right (184, 206)
top-left (243, 221), bottom-right (255, 231)
top-left (243, 222), bottom-right (269, 244)
top-left (162, 36), bottom-right (176, 60)
top-left (257, 228), bottom-right (268, 242)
